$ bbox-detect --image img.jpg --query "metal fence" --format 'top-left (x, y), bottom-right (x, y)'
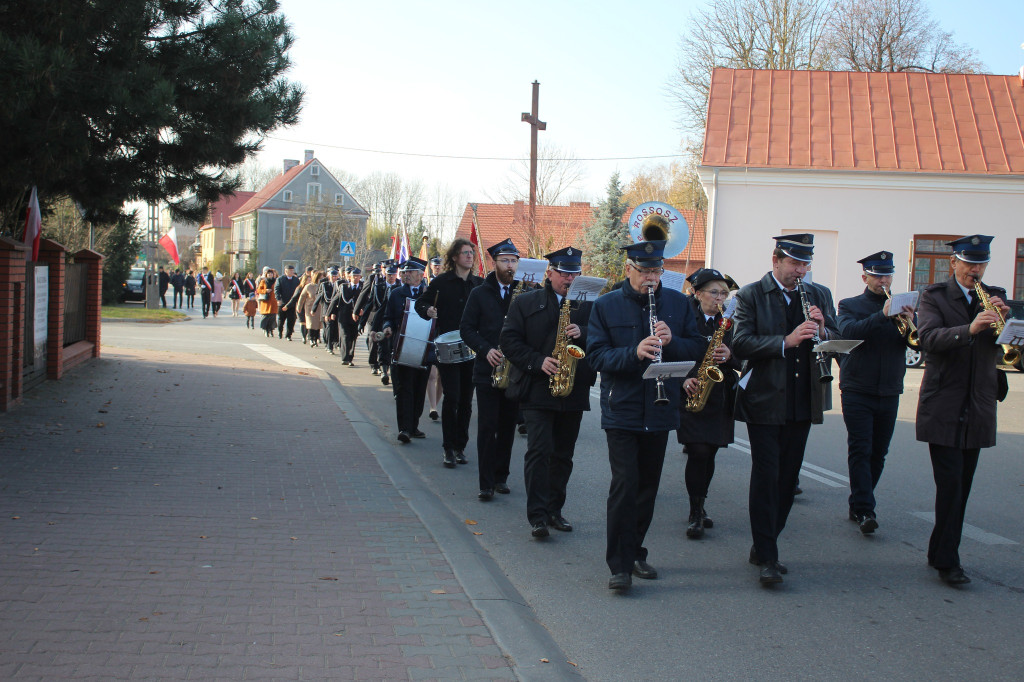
top-left (64, 262), bottom-right (88, 346)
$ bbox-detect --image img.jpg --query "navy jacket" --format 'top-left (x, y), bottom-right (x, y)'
top-left (837, 287), bottom-right (907, 396)
top-left (587, 281), bottom-right (705, 432)
top-left (460, 272), bottom-right (526, 386)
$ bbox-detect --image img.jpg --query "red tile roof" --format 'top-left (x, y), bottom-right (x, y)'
top-left (200, 191), bottom-right (256, 230)
top-left (703, 68), bottom-right (1024, 174)
top-left (229, 160), bottom-right (312, 219)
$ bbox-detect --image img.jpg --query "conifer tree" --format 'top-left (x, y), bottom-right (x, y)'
top-left (582, 173), bottom-right (630, 281)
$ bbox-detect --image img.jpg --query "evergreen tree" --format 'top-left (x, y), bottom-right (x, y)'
top-left (0, 0), bottom-right (304, 234)
top-left (101, 212), bottom-right (143, 304)
top-left (582, 173), bottom-right (630, 281)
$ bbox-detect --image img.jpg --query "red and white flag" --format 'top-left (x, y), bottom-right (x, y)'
top-left (23, 186), bottom-right (41, 261)
top-left (159, 227), bottom-right (180, 265)
top-left (388, 234), bottom-right (398, 261)
top-left (469, 217), bottom-right (484, 277)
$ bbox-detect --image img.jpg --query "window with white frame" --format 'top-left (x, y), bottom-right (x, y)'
top-left (307, 183), bottom-right (321, 203)
top-left (283, 190), bottom-right (293, 202)
top-left (335, 193), bottom-right (344, 206)
top-left (311, 165), bottom-right (319, 176)
top-left (283, 218), bottom-right (299, 243)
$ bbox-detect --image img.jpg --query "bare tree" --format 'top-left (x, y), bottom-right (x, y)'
top-left (623, 145), bottom-right (709, 212)
top-left (230, 157), bottom-right (279, 192)
top-left (489, 142), bottom-right (587, 206)
top-left (831, 0), bottom-right (983, 73)
top-left (423, 182), bottom-right (468, 244)
top-left (295, 198), bottom-right (365, 270)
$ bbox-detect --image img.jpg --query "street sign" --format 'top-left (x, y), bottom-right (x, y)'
top-left (339, 241), bottom-right (356, 257)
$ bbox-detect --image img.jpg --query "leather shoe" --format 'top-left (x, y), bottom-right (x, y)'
top-left (381, 374), bottom-right (390, 386)
top-left (397, 431), bottom-right (411, 444)
top-left (632, 560), bottom-right (658, 580)
top-left (857, 513), bottom-right (879, 534)
top-left (518, 423), bottom-right (527, 435)
top-left (455, 450), bottom-right (468, 465)
top-left (531, 522), bottom-right (549, 538)
top-left (429, 410), bottom-right (439, 421)
top-left (793, 484), bottom-right (803, 495)
top-left (938, 566), bottom-right (971, 585)
top-left (411, 429), bottom-right (426, 439)
top-left (478, 489), bottom-right (494, 501)
top-left (749, 546), bottom-right (787, 574)
top-left (548, 514), bottom-right (572, 532)
top-left (494, 482), bottom-right (511, 494)
top-left (759, 563), bottom-right (784, 585)
top-left (442, 449), bottom-right (456, 468)
top-left (608, 572), bottom-right (632, 591)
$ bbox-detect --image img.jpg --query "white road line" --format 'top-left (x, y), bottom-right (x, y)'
top-left (243, 344), bottom-right (319, 370)
top-left (911, 512), bottom-right (1018, 546)
top-left (797, 470), bottom-right (845, 488)
top-left (731, 437), bottom-right (848, 487)
top-left (802, 462), bottom-right (850, 484)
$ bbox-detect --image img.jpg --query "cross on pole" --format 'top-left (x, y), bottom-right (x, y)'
top-left (521, 80), bottom-right (546, 256)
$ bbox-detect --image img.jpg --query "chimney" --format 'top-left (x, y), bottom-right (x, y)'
top-left (304, 149), bottom-right (314, 163)
top-left (283, 159), bottom-right (300, 173)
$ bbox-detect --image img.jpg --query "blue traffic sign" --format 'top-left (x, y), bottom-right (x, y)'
top-left (339, 241), bottom-right (356, 257)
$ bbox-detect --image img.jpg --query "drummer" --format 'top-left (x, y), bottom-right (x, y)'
top-left (416, 239), bottom-right (485, 469)
top-left (383, 257), bottom-right (432, 444)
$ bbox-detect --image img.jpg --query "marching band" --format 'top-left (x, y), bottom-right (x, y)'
top-left (303, 227), bottom-right (1015, 591)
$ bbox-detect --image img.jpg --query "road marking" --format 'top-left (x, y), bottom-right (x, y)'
top-left (243, 344), bottom-right (319, 370)
top-left (730, 438), bottom-right (848, 488)
top-left (802, 461), bottom-right (850, 484)
top-left (911, 512), bottom-right (1018, 546)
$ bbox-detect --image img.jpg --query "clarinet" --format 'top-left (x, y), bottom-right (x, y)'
top-left (647, 284), bottom-right (670, 405)
top-left (795, 280), bottom-right (833, 384)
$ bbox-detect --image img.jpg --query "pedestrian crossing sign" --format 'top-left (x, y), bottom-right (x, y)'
top-left (339, 241), bottom-right (356, 257)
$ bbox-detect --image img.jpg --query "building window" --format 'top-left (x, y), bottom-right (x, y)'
top-left (311, 165), bottom-right (319, 177)
top-left (307, 183), bottom-right (321, 203)
top-left (335, 193), bottom-right (344, 206)
top-left (911, 235), bottom-right (956, 291)
top-left (282, 259), bottom-right (298, 273)
top-left (283, 218), bottom-right (299, 243)
top-left (283, 190), bottom-right (292, 202)
top-left (1015, 239), bottom-right (1024, 300)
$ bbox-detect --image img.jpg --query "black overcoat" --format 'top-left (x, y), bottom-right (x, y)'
top-left (676, 296), bottom-right (740, 446)
top-left (460, 272), bottom-right (525, 385)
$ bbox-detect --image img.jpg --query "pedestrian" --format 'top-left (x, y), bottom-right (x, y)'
top-left (329, 268), bottom-right (364, 364)
top-left (288, 270), bottom-right (312, 343)
top-left (384, 258), bottom-right (432, 443)
top-left (243, 293), bottom-right (258, 329)
top-left (316, 267), bottom-right (341, 354)
top-left (211, 271), bottom-right (224, 317)
top-left (198, 266), bottom-right (214, 318)
top-left (296, 271), bottom-right (324, 347)
top-left (184, 270), bottom-right (196, 309)
top-left (158, 266), bottom-right (170, 308)
top-left (274, 264), bottom-right (301, 341)
top-left (242, 271), bottom-right (257, 299)
top-left (257, 267), bottom-right (279, 337)
top-left (228, 272), bottom-right (244, 317)
top-left (170, 268), bottom-right (184, 308)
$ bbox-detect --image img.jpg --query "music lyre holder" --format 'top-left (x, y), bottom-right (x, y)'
top-left (642, 361), bottom-right (695, 381)
top-left (812, 340), bottom-right (862, 355)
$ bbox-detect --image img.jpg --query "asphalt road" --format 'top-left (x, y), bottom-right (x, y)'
top-left (106, 313), bottom-right (1024, 681)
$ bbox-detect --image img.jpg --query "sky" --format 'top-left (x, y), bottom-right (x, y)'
top-left (256, 0), bottom-right (1024, 208)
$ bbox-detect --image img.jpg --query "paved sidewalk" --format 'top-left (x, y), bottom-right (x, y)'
top-left (0, 349), bottom-right (516, 680)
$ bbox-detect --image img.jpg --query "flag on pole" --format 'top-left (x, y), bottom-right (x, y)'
top-left (23, 186), bottom-right (41, 261)
top-left (388, 234), bottom-right (397, 261)
top-left (159, 227), bottom-right (180, 265)
top-left (469, 217), bottom-right (484, 277)
top-left (398, 229), bottom-right (410, 264)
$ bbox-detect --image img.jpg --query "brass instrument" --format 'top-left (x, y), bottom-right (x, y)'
top-left (549, 294), bottom-right (586, 398)
top-left (796, 280), bottom-right (833, 384)
top-left (686, 299), bottom-right (735, 413)
top-left (642, 213), bottom-right (669, 241)
top-left (884, 287), bottom-right (919, 348)
top-left (647, 284), bottom-right (670, 405)
top-left (974, 281), bottom-right (1021, 366)
top-left (491, 280), bottom-right (529, 389)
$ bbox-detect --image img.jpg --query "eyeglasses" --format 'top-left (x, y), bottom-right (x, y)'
top-left (701, 289), bottom-right (730, 298)
top-left (495, 258), bottom-right (518, 266)
top-left (631, 265), bottom-right (664, 276)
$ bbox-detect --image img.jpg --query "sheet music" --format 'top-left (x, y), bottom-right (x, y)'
top-left (642, 361), bottom-right (695, 380)
top-left (813, 340), bottom-right (863, 355)
top-left (888, 291), bottom-right (919, 311)
top-left (514, 258), bottom-right (548, 283)
top-left (567, 276), bottom-right (607, 301)
top-left (660, 270), bottom-right (688, 293)
top-left (996, 319), bottom-right (1024, 346)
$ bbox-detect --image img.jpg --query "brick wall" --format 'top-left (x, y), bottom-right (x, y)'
top-left (0, 237), bottom-right (28, 410)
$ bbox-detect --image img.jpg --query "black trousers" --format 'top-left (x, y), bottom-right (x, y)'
top-left (747, 421), bottom-right (811, 564)
top-left (605, 429), bottom-right (669, 575)
top-left (324, 318), bottom-right (339, 351)
top-left (277, 307), bottom-right (297, 338)
top-left (185, 291), bottom-right (195, 308)
top-left (842, 391), bottom-right (899, 514)
top-left (340, 319), bottom-right (359, 362)
top-left (683, 443), bottom-right (719, 500)
top-left (392, 364), bottom-right (429, 434)
top-left (438, 362), bottom-right (475, 451)
top-left (475, 383), bottom-right (518, 491)
top-left (201, 291), bottom-right (211, 317)
top-left (172, 288), bottom-right (183, 307)
top-left (928, 444), bottom-right (980, 570)
top-left (523, 409), bottom-right (582, 525)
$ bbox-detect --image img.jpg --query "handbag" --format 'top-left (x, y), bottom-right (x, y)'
top-left (503, 363), bottom-right (528, 402)
top-left (257, 293), bottom-right (269, 302)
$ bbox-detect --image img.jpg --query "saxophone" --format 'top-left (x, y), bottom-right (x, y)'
top-left (685, 300), bottom-right (735, 413)
top-left (974, 280), bottom-right (1021, 366)
top-left (549, 295), bottom-right (586, 398)
top-left (492, 281), bottom-right (528, 389)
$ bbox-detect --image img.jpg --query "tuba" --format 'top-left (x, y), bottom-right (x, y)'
top-left (549, 294), bottom-right (586, 398)
top-left (491, 280), bottom-right (529, 389)
top-left (974, 281), bottom-right (1021, 366)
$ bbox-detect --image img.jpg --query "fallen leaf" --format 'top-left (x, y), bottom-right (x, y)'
top-left (289, 537), bottom-right (298, 540)
top-left (319, 577), bottom-right (338, 581)
top-left (149, 571), bottom-right (159, 575)
top-left (11, 517), bottom-right (19, 520)
top-left (139, 617), bottom-right (148, 622)
top-left (540, 658), bottom-right (549, 663)
top-left (250, 517), bottom-right (258, 520)
top-left (568, 661), bottom-right (577, 667)
top-left (472, 532), bottom-right (483, 535)
top-left (96, 422), bottom-right (105, 428)
top-left (430, 589), bottom-right (446, 594)
top-left (464, 519), bottom-right (478, 525)
top-left (156, 369), bottom-right (167, 373)
top-left (199, 536), bottom-right (208, 539)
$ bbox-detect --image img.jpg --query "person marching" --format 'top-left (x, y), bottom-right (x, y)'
top-left (731, 234), bottom-right (840, 586)
top-left (499, 247), bottom-right (596, 539)
top-left (416, 239), bottom-right (484, 468)
top-left (461, 239), bottom-right (525, 500)
top-left (330, 267), bottom-right (363, 365)
top-left (295, 271), bottom-right (324, 347)
top-left (198, 266), bottom-right (214, 318)
top-left (678, 268), bottom-right (741, 540)
top-left (316, 267), bottom-right (341, 354)
top-left (356, 261), bottom-right (396, 380)
top-left (916, 235), bottom-right (1011, 586)
top-left (836, 251), bottom-right (914, 535)
top-left (383, 258), bottom-right (431, 444)
top-left (587, 240), bottom-right (705, 591)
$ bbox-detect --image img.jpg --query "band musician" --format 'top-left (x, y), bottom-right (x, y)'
top-left (382, 258), bottom-right (431, 444)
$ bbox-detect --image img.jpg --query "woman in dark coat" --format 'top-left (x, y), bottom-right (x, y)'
top-left (677, 268), bottom-right (741, 539)
top-left (183, 270), bottom-right (197, 309)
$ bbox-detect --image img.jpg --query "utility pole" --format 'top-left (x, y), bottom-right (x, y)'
top-left (521, 80), bottom-right (546, 256)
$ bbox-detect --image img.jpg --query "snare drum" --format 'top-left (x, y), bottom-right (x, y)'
top-left (434, 331), bottom-right (475, 364)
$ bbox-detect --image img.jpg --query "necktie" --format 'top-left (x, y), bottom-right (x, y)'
top-left (502, 286), bottom-right (508, 300)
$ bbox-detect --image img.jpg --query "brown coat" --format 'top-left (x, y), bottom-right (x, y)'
top-left (257, 279), bottom-right (278, 316)
top-left (915, 277), bottom-right (1004, 449)
top-left (296, 283), bottom-right (323, 330)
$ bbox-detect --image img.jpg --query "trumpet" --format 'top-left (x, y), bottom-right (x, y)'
top-left (974, 280), bottom-right (1021, 366)
top-left (884, 287), bottom-right (919, 348)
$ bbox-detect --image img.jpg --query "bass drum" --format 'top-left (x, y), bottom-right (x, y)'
top-left (392, 299), bottom-right (435, 369)
top-left (434, 331), bottom-right (475, 364)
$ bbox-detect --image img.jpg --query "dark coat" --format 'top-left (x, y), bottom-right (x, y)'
top-left (327, 282), bottom-right (363, 322)
top-left (198, 272), bottom-right (214, 299)
top-left (676, 296), bottom-right (740, 446)
top-left (383, 282), bottom-right (429, 331)
top-left (587, 281), bottom-right (706, 432)
top-left (415, 270), bottom-right (484, 335)
top-left (354, 275), bottom-right (393, 332)
top-left (460, 273), bottom-right (525, 385)
top-left (837, 287), bottom-right (907, 396)
top-left (314, 279), bottom-right (338, 313)
top-left (242, 277), bottom-right (257, 298)
top-left (170, 273), bottom-right (184, 290)
top-left (915, 277), bottom-right (1005, 449)
top-left (499, 282), bottom-right (595, 412)
top-left (731, 272), bottom-right (840, 425)
top-left (184, 274), bottom-right (196, 293)
top-left (158, 270), bottom-right (170, 294)
top-left (274, 275), bottom-right (301, 306)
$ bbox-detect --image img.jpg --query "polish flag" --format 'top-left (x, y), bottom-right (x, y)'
top-left (388, 234), bottom-right (397, 260)
top-left (398, 229), bottom-right (410, 264)
top-left (469, 217), bottom-right (484, 276)
top-left (23, 186), bottom-right (42, 261)
top-left (159, 227), bottom-right (180, 265)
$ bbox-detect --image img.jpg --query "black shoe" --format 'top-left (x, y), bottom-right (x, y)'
top-left (793, 484), bottom-right (803, 495)
top-left (701, 511), bottom-right (713, 529)
top-left (531, 522), bottom-right (549, 538)
top-left (686, 514), bottom-right (704, 539)
top-left (938, 566), bottom-right (971, 585)
top-left (381, 374), bottom-right (390, 386)
top-left (518, 423), bottom-right (527, 435)
top-left (411, 429), bottom-right (426, 439)
top-left (455, 450), bottom-right (468, 465)
top-left (494, 482), bottom-right (511, 495)
top-left (429, 410), bottom-right (439, 421)
top-left (341, 360), bottom-right (349, 366)
top-left (348, 362), bottom-right (357, 368)
top-left (397, 431), bottom-right (411, 444)
top-left (749, 546), bottom-right (787, 574)
top-left (608, 572), bottom-right (632, 591)
top-left (443, 449), bottom-right (456, 468)
top-left (856, 512), bottom-right (879, 535)
top-left (759, 563), bottom-right (784, 585)
top-left (632, 560), bottom-right (658, 580)
top-left (548, 514), bottom-right (572, 532)
top-left (371, 368), bottom-right (380, 376)
top-left (478, 489), bottom-right (494, 501)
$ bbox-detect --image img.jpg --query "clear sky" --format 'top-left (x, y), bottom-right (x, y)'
top-left (257, 0), bottom-right (1024, 204)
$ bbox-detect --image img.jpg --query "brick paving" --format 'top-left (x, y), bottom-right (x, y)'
top-left (0, 349), bottom-right (516, 680)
